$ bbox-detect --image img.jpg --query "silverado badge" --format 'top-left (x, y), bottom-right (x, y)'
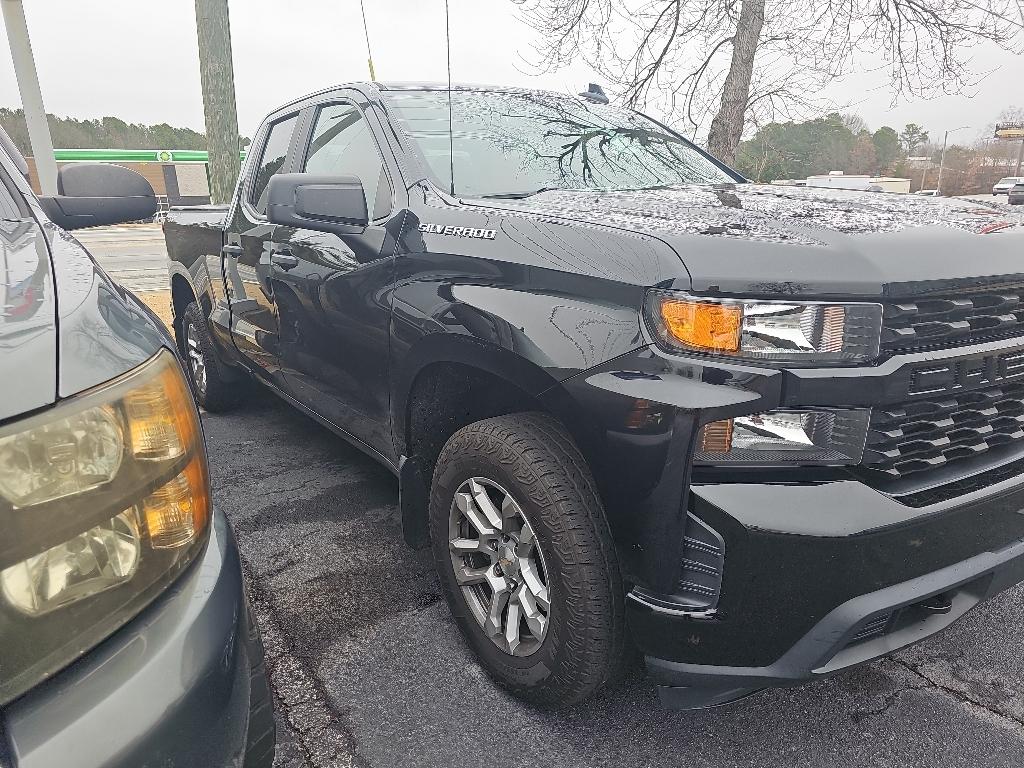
top-left (419, 223), bottom-right (496, 240)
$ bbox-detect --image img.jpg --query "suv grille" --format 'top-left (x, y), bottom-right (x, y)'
top-left (882, 289), bottom-right (1024, 353)
top-left (863, 380), bottom-right (1024, 478)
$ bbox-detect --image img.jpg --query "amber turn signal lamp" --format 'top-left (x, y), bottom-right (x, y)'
top-left (658, 298), bottom-right (742, 353)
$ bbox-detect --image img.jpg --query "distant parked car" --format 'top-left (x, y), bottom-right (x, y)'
top-left (1009, 182), bottom-right (1024, 205)
top-left (993, 177), bottom-right (1024, 195)
top-left (915, 189), bottom-right (938, 196)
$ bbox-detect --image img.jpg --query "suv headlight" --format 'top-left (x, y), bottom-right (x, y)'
top-left (697, 409), bottom-right (870, 466)
top-left (0, 349), bottom-right (210, 705)
top-left (646, 290), bottom-right (883, 364)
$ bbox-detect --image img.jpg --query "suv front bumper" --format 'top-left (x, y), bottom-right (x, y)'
top-left (1, 509), bottom-right (273, 768)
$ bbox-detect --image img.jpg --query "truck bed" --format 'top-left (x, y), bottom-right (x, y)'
top-left (163, 205), bottom-right (228, 271)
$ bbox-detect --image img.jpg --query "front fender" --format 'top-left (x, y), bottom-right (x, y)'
top-left (389, 267), bottom-right (648, 453)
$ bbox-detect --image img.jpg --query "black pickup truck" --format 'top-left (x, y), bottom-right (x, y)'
top-left (163, 82), bottom-right (1024, 709)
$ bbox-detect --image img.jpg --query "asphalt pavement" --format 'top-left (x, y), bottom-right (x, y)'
top-left (86, 223), bottom-right (1024, 768)
top-left (210, 389), bottom-right (1024, 768)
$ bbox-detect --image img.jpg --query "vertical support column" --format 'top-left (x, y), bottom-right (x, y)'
top-left (1, 0), bottom-right (57, 195)
top-left (194, 0), bottom-right (241, 205)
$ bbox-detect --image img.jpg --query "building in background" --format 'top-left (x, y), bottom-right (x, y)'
top-left (771, 171), bottom-right (912, 193)
top-left (21, 149), bottom-right (245, 207)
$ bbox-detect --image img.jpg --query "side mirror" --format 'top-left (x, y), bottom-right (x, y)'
top-left (38, 164), bottom-right (158, 230)
top-left (267, 173), bottom-right (368, 234)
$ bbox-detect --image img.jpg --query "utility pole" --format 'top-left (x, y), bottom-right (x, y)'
top-left (1, 0), bottom-right (57, 195)
top-left (194, 0), bottom-right (241, 204)
top-left (1016, 137), bottom-right (1023, 177)
top-left (936, 125), bottom-right (970, 196)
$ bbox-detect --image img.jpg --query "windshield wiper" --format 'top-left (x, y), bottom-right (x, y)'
top-left (478, 186), bottom-right (565, 200)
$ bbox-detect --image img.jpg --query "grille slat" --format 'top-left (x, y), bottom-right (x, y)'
top-left (676, 515), bottom-right (725, 610)
top-left (863, 380), bottom-right (1024, 478)
top-left (883, 288), bottom-right (1024, 352)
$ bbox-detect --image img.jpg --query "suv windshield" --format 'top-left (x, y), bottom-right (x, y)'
top-left (382, 89), bottom-right (736, 198)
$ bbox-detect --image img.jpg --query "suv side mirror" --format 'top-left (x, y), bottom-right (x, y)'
top-left (38, 164), bottom-right (158, 230)
top-left (267, 174), bottom-right (368, 234)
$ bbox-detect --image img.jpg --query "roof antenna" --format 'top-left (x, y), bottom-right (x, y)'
top-left (579, 83), bottom-right (609, 104)
top-left (444, 0), bottom-right (455, 196)
top-left (359, 0), bottom-right (376, 80)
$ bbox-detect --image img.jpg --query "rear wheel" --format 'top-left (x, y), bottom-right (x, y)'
top-left (181, 301), bottom-right (239, 412)
top-left (429, 412), bottom-right (626, 706)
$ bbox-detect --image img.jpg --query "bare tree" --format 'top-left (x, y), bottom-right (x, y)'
top-left (513, 0), bottom-right (1024, 164)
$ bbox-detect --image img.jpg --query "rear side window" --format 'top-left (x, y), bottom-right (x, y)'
top-left (303, 103), bottom-right (391, 219)
top-left (249, 114), bottom-right (298, 216)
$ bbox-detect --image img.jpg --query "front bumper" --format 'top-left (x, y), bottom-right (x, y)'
top-left (551, 338), bottom-right (1024, 709)
top-left (1, 509), bottom-right (269, 768)
top-left (627, 472), bottom-right (1024, 708)
top-left (627, 463), bottom-right (1024, 709)
top-left (640, 514), bottom-right (1024, 708)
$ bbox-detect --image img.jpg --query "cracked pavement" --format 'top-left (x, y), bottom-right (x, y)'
top-left (200, 389), bottom-right (1024, 768)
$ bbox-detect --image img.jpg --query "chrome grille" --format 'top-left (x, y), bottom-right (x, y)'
top-left (863, 380), bottom-right (1024, 477)
top-left (882, 289), bottom-right (1024, 352)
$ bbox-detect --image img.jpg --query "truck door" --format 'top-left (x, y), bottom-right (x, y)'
top-left (223, 111), bottom-right (300, 388)
top-left (269, 98), bottom-right (402, 462)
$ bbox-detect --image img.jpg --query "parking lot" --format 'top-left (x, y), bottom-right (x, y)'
top-left (92, 225), bottom-right (1024, 768)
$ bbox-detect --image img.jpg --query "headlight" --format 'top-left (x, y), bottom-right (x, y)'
top-left (696, 409), bottom-right (870, 465)
top-left (646, 291), bottom-right (882, 363)
top-left (0, 350), bottom-right (210, 705)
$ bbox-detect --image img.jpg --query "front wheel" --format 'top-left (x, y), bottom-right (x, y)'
top-left (429, 412), bottom-right (626, 706)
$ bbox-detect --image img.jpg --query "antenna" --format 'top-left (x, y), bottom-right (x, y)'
top-left (359, 0), bottom-right (376, 80)
top-left (444, 0), bottom-right (455, 196)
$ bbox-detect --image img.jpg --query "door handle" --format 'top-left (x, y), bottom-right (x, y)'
top-left (271, 252), bottom-right (300, 270)
top-left (221, 244), bottom-right (243, 257)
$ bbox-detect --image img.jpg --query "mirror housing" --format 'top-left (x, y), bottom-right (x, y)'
top-left (38, 164), bottom-right (158, 231)
top-left (267, 174), bottom-right (368, 234)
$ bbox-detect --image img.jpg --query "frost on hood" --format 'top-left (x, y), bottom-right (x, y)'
top-left (497, 184), bottom-right (1024, 246)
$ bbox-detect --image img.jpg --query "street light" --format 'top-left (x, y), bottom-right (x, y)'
top-left (1, 0), bottom-right (57, 195)
top-left (936, 126), bottom-right (971, 196)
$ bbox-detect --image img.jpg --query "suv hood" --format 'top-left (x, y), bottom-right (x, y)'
top-left (1, 220), bottom-right (171, 423)
top-left (492, 184), bottom-right (1024, 297)
top-left (0, 219), bottom-right (57, 420)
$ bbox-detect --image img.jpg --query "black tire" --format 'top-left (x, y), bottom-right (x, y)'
top-left (180, 301), bottom-right (239, 412)
top-left (429, 412), bottom-right (626, 706)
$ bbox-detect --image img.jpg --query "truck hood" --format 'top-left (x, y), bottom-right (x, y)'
top-left (0, 219), bottom-right (57, 420)
top-left (493, 184), bottom-right (1024, 297)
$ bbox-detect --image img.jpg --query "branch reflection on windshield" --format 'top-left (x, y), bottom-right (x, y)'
top-left (383, 89), bottom-right (735, 199)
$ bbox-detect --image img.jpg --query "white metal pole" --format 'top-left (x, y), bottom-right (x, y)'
top-left (1, 0), bottom-right (57, 195)
top-left (936, 130), bottom-right (949, 197)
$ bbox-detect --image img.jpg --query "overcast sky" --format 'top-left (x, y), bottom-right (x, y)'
top-left (0, 0), bottom-right (1020, 147)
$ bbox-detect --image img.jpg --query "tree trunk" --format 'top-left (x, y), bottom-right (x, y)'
top-left (706, 0), bottom-right (765, 166)
top-left (195, 0), bottom-right (241, 205)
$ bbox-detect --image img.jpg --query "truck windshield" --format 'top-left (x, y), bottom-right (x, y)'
top-left (382, 89), bottom-right (736, 198)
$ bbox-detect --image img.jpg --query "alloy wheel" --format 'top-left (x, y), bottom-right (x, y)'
top-left (185, 321), bottom-right (207, 397)
top-left (448, 477), bottom-right (551, 656)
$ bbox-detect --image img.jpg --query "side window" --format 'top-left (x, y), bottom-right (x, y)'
top-left (249, 113), bottom-right (298, 217)
top-left (303, 103), bottom-right (391, 220)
